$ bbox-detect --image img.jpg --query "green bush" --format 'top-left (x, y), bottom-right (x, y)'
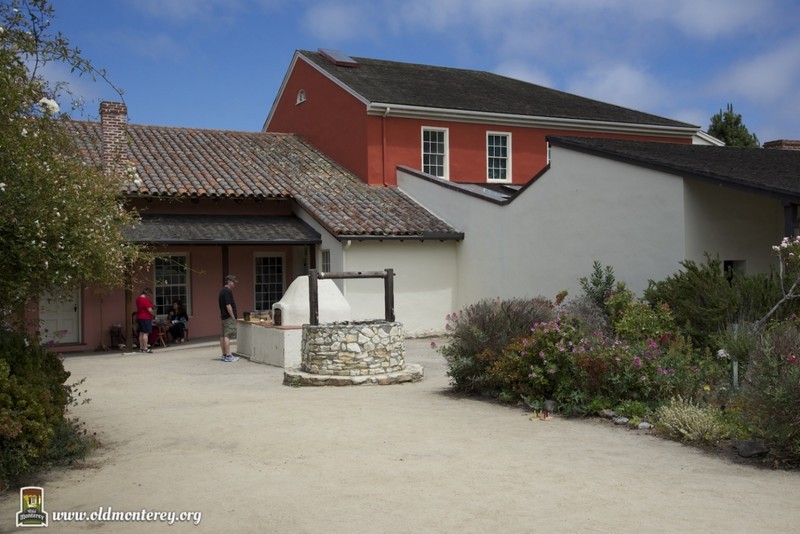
top-left (715, 322), bottom-right (759, 370)
top-left (614, 399), bottom-right (651, 419)
top-left (478, 311), bottom-right (728, 415)
top-left (439, 297), bottom-right (555, 394)
top-left (643, 255), bottom-right (737, 350)
top-left (0, 329), bottom-right (92, 488)
top-left (654, 396), bottom-right (728, 444)
top-left (579, 260), bottom-right (617, 310)
top-left (606, 288), bottom-right (677, 343)
top-left (739, 321), bottom-right (800, 462)
top-left (732, 270), bottom-right (800, 324)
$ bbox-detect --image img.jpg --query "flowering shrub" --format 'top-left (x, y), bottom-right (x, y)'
top-left (482, 311), bottom-right (721, 412)
top-left (454, 291), bottom-right (732, 422)
top-left (439, 297), bottom-right (554, 394)
top-left (485, 318), bottom-right (583, 402)
top-left (739, 321), bottom-right (800, 462)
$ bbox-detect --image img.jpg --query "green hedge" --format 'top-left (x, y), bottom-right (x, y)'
top-left (0, 329), bottom-right (73, 487)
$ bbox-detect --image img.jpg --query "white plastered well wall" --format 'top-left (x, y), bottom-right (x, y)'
top-left (682, 180), bottom-right (782, 273)
top-left (398, 145), bottom-right (688, 307)
top-left (294, 204), bottom-right (458, 336)
top-left (341, 240), bottom-right (458, 336)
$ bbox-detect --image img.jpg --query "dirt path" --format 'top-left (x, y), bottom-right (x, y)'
top-left (2, 338), bottom-right (798, 533)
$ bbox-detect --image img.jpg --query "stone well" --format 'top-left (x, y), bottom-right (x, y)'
top-left (283, 320), bottom-right (424, 386)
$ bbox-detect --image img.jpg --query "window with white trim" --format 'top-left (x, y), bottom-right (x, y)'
top-left (153, 254), bottom-right (190, 315)
top-left (422, 127), bottom-right (449, 179)
top-left (487, 132), bottom-right (511, 181)
top-left (255, 254), bottom-right (284, 312)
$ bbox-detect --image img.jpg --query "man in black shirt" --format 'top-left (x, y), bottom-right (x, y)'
top-left (219, 274), bottom-right (239, 362)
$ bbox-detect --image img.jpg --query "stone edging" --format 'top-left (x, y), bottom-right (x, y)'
top-left (283, 363), bottom-right (424, 387)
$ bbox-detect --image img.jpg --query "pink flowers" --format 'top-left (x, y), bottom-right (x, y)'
top-left (787, 354), bottom-right (797, 363)
top-left (632, 356), bottom-right (642, 368)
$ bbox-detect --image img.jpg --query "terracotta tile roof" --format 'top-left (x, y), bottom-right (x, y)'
top-left (548, 136), bottom-right (800, 199)
top-left (299, 50), bottom-right (695, 129)
top-left (66, 121), bottom-right (463, 240)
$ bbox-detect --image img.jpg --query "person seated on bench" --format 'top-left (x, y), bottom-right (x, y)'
top-left (168, 299), bottom-right (189, 343)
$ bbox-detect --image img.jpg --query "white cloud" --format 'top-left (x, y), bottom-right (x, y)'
top-left (36, 61), bottom-right (114, 117)
top-left (495, 61), bottom-right (554, 89)
top-left (710, 37), bottom-right (800, 103)
top-left (566, 63), bottom-right (667, 114)
top-left (671, 107), bottom-right (711, 130)
top-left (99, 31), bottom-right (188, 63)
top-left (302, 2), bottom-right (375, 42)
top-left (127, 0), bottom-right (244, 22)
top-left (615, 0), bottom-right (776, 40)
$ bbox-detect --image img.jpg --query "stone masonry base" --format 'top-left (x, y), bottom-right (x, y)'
top-left (283, 363), bottom-right (424, 386)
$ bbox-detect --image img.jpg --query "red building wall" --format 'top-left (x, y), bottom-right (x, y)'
top-left (267, 59), bottom-right (370, 184)
top-left (372, 118), bottom-right (692, 186)
top-left (270, 56), bottom-right (693, 187)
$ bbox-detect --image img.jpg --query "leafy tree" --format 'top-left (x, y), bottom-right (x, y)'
top-left (707, 103), bottom-right (760, 147)
top-left (0, 0), bottom-right (145, 326)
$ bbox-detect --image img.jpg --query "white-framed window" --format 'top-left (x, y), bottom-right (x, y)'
top-left (321, 249), bottom-right (331, 273)
top-left (255, 253), bottom-right (285, 312)
top-left (296, 89), bottom-right (306, 105)
top-left (153, 254), bottom-right (190, 315)
top-left (422, 127), bottom-right (449, 179)
top-left (487, 132), bottom-right (511, 182)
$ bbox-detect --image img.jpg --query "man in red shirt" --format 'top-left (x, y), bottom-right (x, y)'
top-left (135, 288), bottom-right (156, 353)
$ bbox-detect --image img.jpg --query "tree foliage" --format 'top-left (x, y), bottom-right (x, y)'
top-left (0, 0), bottom-right (146, 324)
top-left (707, 103), bottom-right (760, 147)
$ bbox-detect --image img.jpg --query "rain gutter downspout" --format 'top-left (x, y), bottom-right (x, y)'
top-left (382, 106), bottom-right (391, 186)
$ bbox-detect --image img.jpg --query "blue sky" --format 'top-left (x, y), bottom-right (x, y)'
top-left (48, 0), bottom-right (800, 143)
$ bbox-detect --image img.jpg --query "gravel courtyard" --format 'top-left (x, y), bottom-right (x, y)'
top-left (2, 337), bottom-right (798, 533)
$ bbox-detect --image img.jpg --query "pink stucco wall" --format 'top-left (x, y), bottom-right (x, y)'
top-left (31, 198), bottom-right (307, 353)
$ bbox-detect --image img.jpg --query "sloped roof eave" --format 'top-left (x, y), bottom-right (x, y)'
top-left (547, 136), bottom-right (800, 202)
top-left (125, 215), bottom-right (322, 245)
top-left (369, 102), bottom-right (699, 137)
top-left (335, 232), bottom-right (464, 242)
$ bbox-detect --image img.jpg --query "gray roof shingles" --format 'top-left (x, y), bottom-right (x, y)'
top-left (299, 50), bottom-right (695, 129)
top-left (67, 121), bottom-right (462, 240)
top-left (128, 215), bottom-right (321, 245)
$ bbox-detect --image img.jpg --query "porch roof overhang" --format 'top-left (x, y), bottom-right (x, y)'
top-left (126, 215), bottom-right (322, 245)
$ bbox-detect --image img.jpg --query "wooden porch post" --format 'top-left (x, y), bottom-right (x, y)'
top-left (309, 269), bottom-right (319, 325)
top-left (124, 285), bottom-right (132, 351)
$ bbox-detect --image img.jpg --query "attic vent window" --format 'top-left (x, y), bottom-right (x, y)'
top-left (296, 89), bottom-right (306, 105)
top-left (318, 48), bottom-right (359, 67)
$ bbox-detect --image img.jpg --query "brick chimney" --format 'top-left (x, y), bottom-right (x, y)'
top-left (99, 101), bottom-right (128, 175)
top-left (764, 139), bottom-right (800, 151)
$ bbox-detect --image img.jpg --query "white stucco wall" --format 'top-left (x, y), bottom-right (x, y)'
top-left (341, 240), bottom-right (459, 336)
top-left (294, 204), bottom-right (458, 336)
top-left (683, 180), bottom-right (782, 273)
top-left (399, 145), bottom-right (688, 305)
